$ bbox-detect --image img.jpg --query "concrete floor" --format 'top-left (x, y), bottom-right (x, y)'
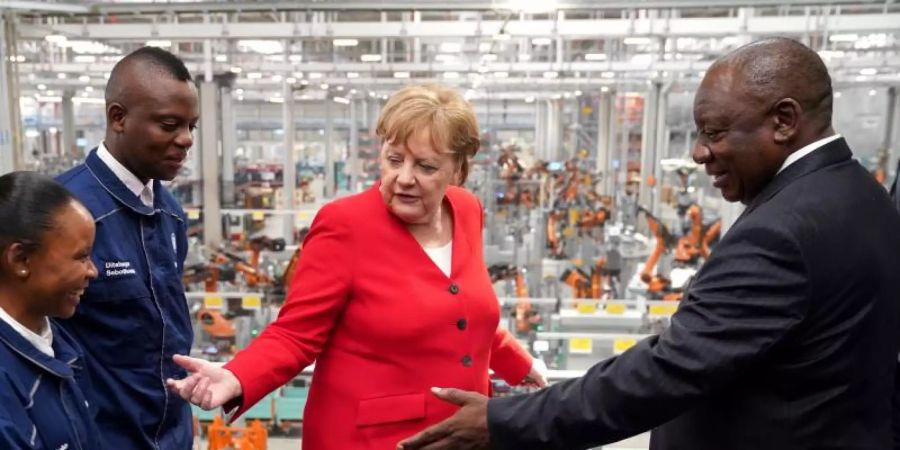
top-left (199, 432), bottom-right (651, 450)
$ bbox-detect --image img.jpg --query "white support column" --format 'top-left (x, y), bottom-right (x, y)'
top-left (605, 90), bottom-right (618, 196)
top-left (61, 89), bottom-right (75, 157)
top-left (324, 98), bottom-right (335, 198)
top-left (0, 13), bottom-right (20, 174)
top-left (595, 92), bottom-right (612, 194)
top-left (221, 86), bottom-right (236, 206)
top-left (533, 100), bottom-right (544, 160)
top-left (652, 83), bottom-right (671, 215)
top-left (199, 81), bottom-right (222, 247)
top-left (546, 99), bottom-right (562, 160)
top-left (348, 98), bottom-right (360, 192)
top-left (282, 81), bottom-right (296, 238)
top-left (639, 82), bottom-right (660, 210)
top-left (885, 87), bottom-right (898, 179)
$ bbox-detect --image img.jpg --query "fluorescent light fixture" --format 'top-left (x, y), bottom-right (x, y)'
top-left (585, 53), bottom-right (607, 61)
top-left (293, 72), bottom-right (304, 79)
top-left (623, 37), bottom-right (652, 45)
top-left (869, 89), bottom-right (878, 96)
top-left (38, 84), bottom-right (46, 90)
top-left (833, 91), bottom-right (841, 98)
top-left (393, 71), bottom-right (410, 79)
top-left (574, 90), bottom-right (583, 97)
top-left (518, 53), bottom-right (532, 61)
top-left (320, 83), bottom-right (330, 90)
top-left (601, 86), bottom-right (610, 92)
top-left (350, 89), bottom-right (358, 95)
top-left (25, 129), bottom-right (40, 138)
top-left (817, 50), bottom-right (845, 59)
top-left (267, 97), bottom-right (284, 103)
top-left (237, 40), bottom-right (283, 55)
top-left (65, 40), bottom-right (120, 55)
top-left (272, 75), bottom-right (283, 82)
top-left (493, 71), bottom-right (509, 78)
top-left (265, 55), bottom-right (285, 62)
top-left (289, 54), bottom-right (302, 63)
top-left (443, 71), bottom-right (460, 79)
top-left (308, 72), bottom-right (324, 79)
top-left (78, 75), bottom-right (90, 83)
top-left (146, 40), bottom-right (172, 48)
top-left (235, 89), bottom-right (244, 95)
top-left (563, 92), bottom-right (571, 98)
top-left (382, 95), bottom-right (389, 100)
top-left (347, 72), bottom-right (360, 79)
top-left (532, 38), bottom-right (552, 46)
top-left (440, 43), bottom-right (462, 53)
top-left (48, 127), bottom-right (58, 134)
top-left (286, 77), bottom-right (297, 84)
top-left (237, 96), bottom-right (244, 101)
top-left (14, 55), bottom-right (24, 63)
top-left (336, 86), bottom-right (344, 92)
top-left (230, 67), bottom-right (243, 74)
top-left (829, 33), bottom-right (858, 42)
top-left (493, 33), bottom-right (511, 42)
top-left (57, 73), bottom-right (67, 79)
top-left (333, 96), bottom-right (351, 104)
top-left (361, 54), bottom-right (382, 62)
top-left (859, 68), bottom-right (877, 76)
top-left (74, 55), bottom-right (96, 63)
top-left (525, 96), bottom-right (535, 103)
top-left (543, 71), bottom-right (558, 79)
top-left (481, 54), bottom-right (498, 62)
top-left (601, 71), bottom-right (615, 78)
top-left (73, 97), bottom-right (104, 104)
top-left (333, 39), bottom-right (359, 47)
top-left (479, 42), bottom-right (492, 52)
top-left (45, 34), bottom-right (67, 44)
top-left (85, 86), bottom-right (94, 92)
top-left (551, 93), bottom-right (562, 100)
top-left (247, 72), bottom-right (263, 80)
top-left (300, 80), bottom-right (309, 86)
top-left (369, 91), bottom-right (377, 98)
top-left (435, 54), bottom-right (458, 63)
top-left (464, 89), bottom-right (476, 100)
top-left (215, 55), bottom-right (227, 62)
top-left (855, 75), bottom-right (868, 82)
top-left (36, 96), bottom-right (62, 103)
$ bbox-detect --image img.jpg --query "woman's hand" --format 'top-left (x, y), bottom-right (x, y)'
top-left (522, 357), bottom-right (548, 388)
top-left (166, 354), bottom-right (243, 410)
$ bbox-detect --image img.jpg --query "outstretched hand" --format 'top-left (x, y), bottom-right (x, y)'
top-left (396, 387), bottom-right (492, 450)
top-left (166, 354), bottom-right (243, 410)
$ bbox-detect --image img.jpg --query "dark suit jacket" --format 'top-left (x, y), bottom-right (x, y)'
top-left (488, 138), bottom-right (900, 450)
top-left (891, 158), bottom-right (900, 450)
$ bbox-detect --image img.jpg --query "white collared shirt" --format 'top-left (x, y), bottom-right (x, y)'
top-left (777, 134), bottom-right (843, 174)
top-left (0, 306), bottom-right (54, 358)
top-left (422, 240), bottom-right (452, 277)
top-left (96, 142), bottom-right (155, 207)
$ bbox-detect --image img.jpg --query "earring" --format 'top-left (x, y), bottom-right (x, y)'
top-left (18, 269), bottom-right (28, 277)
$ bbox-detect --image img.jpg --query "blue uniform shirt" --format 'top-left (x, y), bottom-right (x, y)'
top-left (57, 149), bottom-right (193, 450)
top-left (0, 318), bottom-right (101, 450)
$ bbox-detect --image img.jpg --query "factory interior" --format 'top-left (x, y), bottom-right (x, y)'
top-left (2, 0), bottom-right (899, 449)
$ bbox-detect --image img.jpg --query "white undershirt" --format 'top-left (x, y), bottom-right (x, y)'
top-left (97, 142), bottom-right (155, 207)
top-left (0, 306), bottom-right (54, 357)
top-left (422, 240), bottom-right (452, 277)
top-left (777, 134), bottom-right (842, 174)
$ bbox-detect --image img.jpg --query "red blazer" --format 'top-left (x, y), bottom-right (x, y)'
top-left (224, 184), bottom-right (532, 449)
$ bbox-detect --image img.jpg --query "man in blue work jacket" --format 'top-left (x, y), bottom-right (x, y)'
top-left (57, 46), bottom-right (199, 450)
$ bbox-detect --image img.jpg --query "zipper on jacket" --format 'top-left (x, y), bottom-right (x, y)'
top-left (140, 221), bottom-right (169, 450)
top-left (59, 382), bottom-right (85, 450)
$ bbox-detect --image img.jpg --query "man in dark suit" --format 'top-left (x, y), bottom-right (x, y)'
top-left (398, 38), bottom-right (900, 450)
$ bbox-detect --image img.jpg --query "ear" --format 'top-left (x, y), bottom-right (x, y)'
top-left (2, 242), bottom-right (32, 279)
top-left (107, 102), bottom-right (127, 134)
top-left (771, 98), bottom-right (801, 144)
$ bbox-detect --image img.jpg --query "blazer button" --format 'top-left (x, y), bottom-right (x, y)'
top-left (448, 283), bottom-right (460, 295)
top-left (461, 355), bottom-right (473, 367)
top-left (457, 319), bottom-right (467, 330)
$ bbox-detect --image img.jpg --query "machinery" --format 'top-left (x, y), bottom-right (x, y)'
top-left (489, 264), bottom-right (541, 335)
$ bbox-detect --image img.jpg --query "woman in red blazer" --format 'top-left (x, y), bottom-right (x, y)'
top-left (167, 84), bottom-right (544, 449)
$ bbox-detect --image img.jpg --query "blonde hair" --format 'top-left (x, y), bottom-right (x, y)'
top-left (376, 84), bottom-right (481, 185)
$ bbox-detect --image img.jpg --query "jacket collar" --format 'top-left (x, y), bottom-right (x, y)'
top-left (85, 148), bottom-right (180, 217)
top-left (738, 137), bottom-right (853, 221)
top-left (0, 318), bottom-right (75, 378)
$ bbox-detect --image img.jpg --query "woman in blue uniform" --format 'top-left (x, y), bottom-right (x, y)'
top-left (0, 171), bottom-right (101, 450)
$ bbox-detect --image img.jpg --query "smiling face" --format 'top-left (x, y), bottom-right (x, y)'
top-left (379, 127), bottom-right (459, 226)
top-left (692, 65), bottom-right (788, 204)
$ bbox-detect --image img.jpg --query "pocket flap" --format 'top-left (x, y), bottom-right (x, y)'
top-left (356, 392), bottom-right (425, 427)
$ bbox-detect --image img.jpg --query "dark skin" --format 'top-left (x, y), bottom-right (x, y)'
top-left (397, 58), bottom-right (836, 450)
top-left (0, 201), bottom-right (97, 333)
top-left (105, 62), bottom-right (200, 184)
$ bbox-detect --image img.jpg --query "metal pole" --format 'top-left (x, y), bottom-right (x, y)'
top-left (199, 81), bottom-right (222, 247)
top-left (324, 97), bottom-right (335, 198)
top-left (283, 81), bottom-right (296, 238)
top-left (349, 98), bottom-right (360, 192)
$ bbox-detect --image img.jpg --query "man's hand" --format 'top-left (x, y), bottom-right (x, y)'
top-left (165, 354), bottom-right (243, 410)
top-left (396, 387), bottom-right (491, 450)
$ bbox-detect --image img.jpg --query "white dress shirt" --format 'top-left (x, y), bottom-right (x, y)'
top-left (96, 142), bottom-right (155, 207)
top-left (422, 240), bottom-right (453, 278)
top-left (777, 134), bottom-right (843, 174)
top-left (0, 306), bottom-right (54, 357)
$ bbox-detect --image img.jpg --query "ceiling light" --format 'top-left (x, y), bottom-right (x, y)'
top-left (623, 37), bottom-right (652, 46)
top-left (289, 54), bottom-right (302, 63)
top-left (267, 97), bottom-right (284, 103)
top-left (563, 92), bottom-right (571, 98)
top-left (829, 34), bottom-right (858, 42)
top-left (585, 53), bottom-right (607, 61)
top-left (481, 54), bottom-right (498, 62)
top-left (532, 38), bottom-right (552, 46)
top-left (350, 89), bottom-right (358, 95)
top-left (104, 73), bottom-right (111, 80)
top-left (57, 73), bottom-right (67, 79)
top-left (440, 42), bottom-right (462, 53)
top-left (235, 89), bottom-right (244, 95)
top-left (493, 71), bottom-right (509, 78)
top-left (477, 65), bottom-right (490, 74)
top-left (45, 34), bottom-right (68, 44)
top-left (479, 42), bottom-right (492, 52)
top-left (439, 71), bottom-right (458, 80)
top-left (574, 90), bottom-right (583, 97)
top-left (601, 86), bottom-right (610, 92)
top-left (394, 71), bottom-right (410, 79)
top-left (308, 72), bottom-right (323, 79)
top-left (320, 83), bottom-right (330, 90)
top-left (435, 54), bottom-right (458, 63)
top-left (293, 72), bottom-right (304, 79)
top-left (264, 55), bottom-right (285, 62)
top-left (859, 68), bottom-right (877, 76)
top-left (336, 86), bottom-right (344, 92)
top-left (869, 89), bottom-right (878, 96)
top-left (14, 55), bottom-right (25, 63)
top-left (855, 75), bottom-right (868, 82)
top-left (347, 72), bottom-right (360, 79)
top-left (518, 53), bottom-right (531, 61)
top-left (833, 91), bottom-right (841, 98)
top-left (493, 33), bottom-right (511, 42)
top-left (78, 75), bottom-right (90, 83)
top-left (525, 96), bottom-right (535, 103)
top-left (502, 0), bottom-right (560, 13)
top-left (230, 66), bottom-right (243, 74)
top-left (215, 55), bottom-right (227, 62)
top-left (272, 75), bottom-right (283, 82)
top-left (85, 86), bottom-right (93, 92)
top-left (369, 91), bottom-right (377, 98)
top-left (333, 39), bottom-right (359, 47)
top-left (333, 96), bottom-right (351, 104)
top-left (382, 95), bottom-right (389, 100)
top-left (247, 72), bottom-right (263, 80)
top-left (361, 54), bottom-right (382, 62)
top-left (74, 55), bottom-right (96, 64)
top-left (551, 93), bottom-right (562, 100)
top-left (543, 71), bottom-right (558, 79)
top-left (601, 71), bottom-right (615, 78)
top-left (817, 50), bottom-right (845, 59)
top-left (146, 40), bottom-right (172, 48)
top-left (37, 84), bottom-right (46, 91)
top-left (300, 80), bottom-right (309, 86)
top-left (237, 40), bottom-right (283, 55)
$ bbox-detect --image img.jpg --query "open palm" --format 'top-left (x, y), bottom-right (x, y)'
top-left (166, 354), bottom-right (243, 410)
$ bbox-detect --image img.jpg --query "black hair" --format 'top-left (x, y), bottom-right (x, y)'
top-left (0, 171), bottom-right (79, 254)
top-left (105, 46), bottom-right (192, 103)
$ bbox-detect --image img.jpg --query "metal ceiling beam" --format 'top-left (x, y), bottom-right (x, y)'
top-left (17, 13), bottom-right (900, 40)
top-left (0, 1), bottom-right (88, 14)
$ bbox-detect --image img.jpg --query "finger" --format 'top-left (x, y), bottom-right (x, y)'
top-left (178, 374), bottom-right (202, 400)
top-left (201, 387), bottom-right (215, 410)
top-left (190, 376), bottom-right (211, 405)
top-left (430, 387), bottom-right (474, 406)
top-left (397, 423), bottom-right (453, 449)
top-left (172, 354), bottom-right (205, 373)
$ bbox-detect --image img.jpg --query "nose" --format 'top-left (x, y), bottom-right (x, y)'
top-left (86, 259), bottom-right (99, 280)
top-left (692, 139), bottom-right (712, 165)
top-left (397, 161), bottom-right (415, 186)
top-left (175, 126), bottom-right (194, 149)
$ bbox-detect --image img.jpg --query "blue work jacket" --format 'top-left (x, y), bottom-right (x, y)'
top-left (56, 149), bottom-right (193, 450)
top-left (0, 318), bottom-right (101, 450)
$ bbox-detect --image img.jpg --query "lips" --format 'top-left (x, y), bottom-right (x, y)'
top-left (393, 192), bottom-right (419, 204)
